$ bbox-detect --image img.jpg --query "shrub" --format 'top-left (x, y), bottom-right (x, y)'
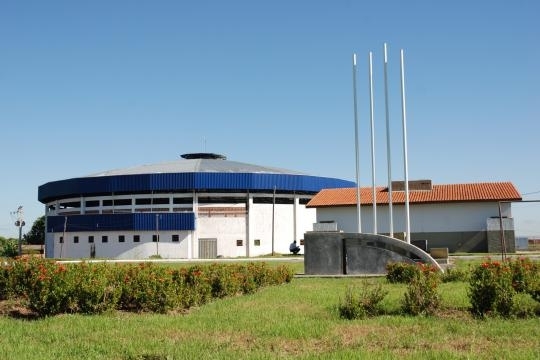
top-left (402, 264), bottom-right (441, 316)
top-left (118, 263), bottom-right (178, 313)
top-left (528, 276), bottom-right (540, 303)
top-left (207, 263), bottom-right (242, 298)
top-left (0, 238), bottom-right (18, 258)
top-left (1, 258), bottom-right (294, 316)
top-left (24, 261), bottom-right (78, 316)
top-left (441, 266), bottom-right (470, 283)
top-left (386, 262), bottom-right (421, 284)
top-left (0, 264), bottom-right (9, 300)
top-left (72, 263), bottom-right (122, 314)
top-left (468, 260), bottom-right (515, 318)
top-left (511, 293), bottom-right (540, 318)
top-left (338, 282), bottom-right (388, 320)
top-left (507, 257), bottom-right (540, 297)
top-left (2, 257), bottom-right (35, 298)
top-left (177, 265), bottom-right (212, 308)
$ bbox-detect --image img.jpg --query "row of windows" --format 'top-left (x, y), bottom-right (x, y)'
top-left (60, 198), bottom-right (191, 209)
top-left (59, 234), bottom-right (181, 244)
top-left (54, 196), bottom-right (311, 210)
top-left (59, 236), bottom-right (301, 247)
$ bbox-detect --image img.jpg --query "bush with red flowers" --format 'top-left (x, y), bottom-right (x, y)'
top-left (0, 258), bottom-right (293, 317)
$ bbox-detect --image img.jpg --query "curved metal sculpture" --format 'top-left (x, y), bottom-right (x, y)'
top-left (304, 232), bottom-right (443, 275)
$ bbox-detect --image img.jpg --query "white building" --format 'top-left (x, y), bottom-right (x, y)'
top-left (38, 153), bottom-right (354, 259)
top-left (307, 180), bottom-right (522, 253)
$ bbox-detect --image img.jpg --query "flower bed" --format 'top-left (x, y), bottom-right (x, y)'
top-left (0, 258), bottom-right (293, 316)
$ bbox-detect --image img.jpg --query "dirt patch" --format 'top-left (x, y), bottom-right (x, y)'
top-left (434, 308), bottom-right (473, 320)
top-left (0, 299), bottom-right (39, 320)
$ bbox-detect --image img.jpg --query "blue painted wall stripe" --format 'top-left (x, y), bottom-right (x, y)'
top-left (46, 213), bottom-right (195, 232)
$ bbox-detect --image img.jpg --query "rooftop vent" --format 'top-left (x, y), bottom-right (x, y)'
top-left (391, 179), bottom-right (432, 191)
top-left (181, 153), bottom-right (227, 160)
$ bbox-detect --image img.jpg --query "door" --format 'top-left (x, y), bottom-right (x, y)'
top-left (198, 238), bottom-right (217, 259)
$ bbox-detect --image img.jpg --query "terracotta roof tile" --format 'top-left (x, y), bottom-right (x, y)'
top-left (307, 182), bottom-right (522, 208)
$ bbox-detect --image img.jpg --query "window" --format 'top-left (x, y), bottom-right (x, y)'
top-left (173, 197), bottom-right (192, 204)
top-left (85, 200), bottom-right (100, 207)
top-left (152, 235), bottom-right (159, 242)
top-left (133, 235), bottom-right (140, 243)
top-left (135, 198), bottom-right (152, 205)
top-left (74, 236), bottom-right (79, 244)
top-left (253, 197), bottom-right (294, 204)
top-left (88, 236), bottom-right (94, 243)
top-left (198, 196), bottom-right (246, 204)
top-left (114, 199), bottom-right (132, 206)
top-left (102, 235), bottom-right (108, 243)
top-left (236, 239), bottom-right (243, 246)
top-left (119, 235), bottom-right (125, 243)
top-left (59, 236), bottom-right (64, 244)
top-left (254, 239), bottom-right (261, 246)
top-left (103, 199), bottom-right (131, 206)
top-left (299, 198), bottom-right (311, 205)
top-left (172, 234), bottom-right (179, 242)
top-left (152, 198), bottom-right (170, 205)
top-left (59, 201), bottom-right (80, 209)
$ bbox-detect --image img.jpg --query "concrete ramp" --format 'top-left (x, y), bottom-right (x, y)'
top-left (304, 232), bottom-right (443, 275)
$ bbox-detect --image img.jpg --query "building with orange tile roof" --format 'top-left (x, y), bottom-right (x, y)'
top-left (307, 180), bottom-right (522, 253)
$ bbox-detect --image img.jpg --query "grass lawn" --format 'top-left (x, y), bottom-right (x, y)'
top-left (1, 261), bottom-right (540, 360)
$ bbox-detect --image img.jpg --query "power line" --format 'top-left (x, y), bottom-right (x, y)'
top-left (522, 190), bottom-right (540, 196)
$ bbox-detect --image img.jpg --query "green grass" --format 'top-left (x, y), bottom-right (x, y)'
top-left (1, 271), bottom-right (539, 359)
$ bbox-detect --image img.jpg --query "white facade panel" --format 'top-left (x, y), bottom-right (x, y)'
top-left (316, 202), bottom-right (512, 234)
top-left (198, 216), bottom-right (247, 258)
top-left (50, 231), bottom-right (191, 259)
top-left (249, 203), bottom-right (294, 256)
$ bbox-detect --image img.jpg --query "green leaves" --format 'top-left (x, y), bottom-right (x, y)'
top-left (1, 258), bottom-right (293, 317)
top-left (469, 258), bottom-right (540, 318)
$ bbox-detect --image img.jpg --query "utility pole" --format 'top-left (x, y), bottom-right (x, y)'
top-left (156, 213), bottom-right (160, 256)
top-left (13, 206), bottom-right (25, 256)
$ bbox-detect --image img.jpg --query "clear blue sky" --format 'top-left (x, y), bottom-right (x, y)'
top-left (1, 0), bottom-right (539, 238)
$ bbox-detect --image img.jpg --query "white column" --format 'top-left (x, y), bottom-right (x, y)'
top-left (400, 49), bottom-right (411, 243)
top-left (353, 53), bottom-right (362, 233)
top-left (368, 51), bottom-right (377, 234)
top-left (293, 196), bottom-right (299, 242)
top-left (383, 43), bottom-right (394, 237)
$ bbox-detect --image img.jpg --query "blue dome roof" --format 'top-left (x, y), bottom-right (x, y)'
top-left (38, 154), bottom-right (355, 203)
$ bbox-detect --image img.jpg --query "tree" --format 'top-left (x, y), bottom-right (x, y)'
top-left (0, 236), bottom-right (18, 257)
top-left (24, 215), bottom-right (45, 245)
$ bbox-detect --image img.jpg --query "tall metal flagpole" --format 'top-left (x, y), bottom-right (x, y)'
top-left (368, 51), bottom-right (377, 234)
top-left (383, 43), bottom-right (393, 237)
top-left (400, 49), bottom-right (411, 243)
top-left (353, 53), bottom-right (361, 233)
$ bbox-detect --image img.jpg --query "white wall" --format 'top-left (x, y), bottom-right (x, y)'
top-left (249, 203), bottom-right (294, 256)
top-left (46, 195), bottom-right (318, 259)
top-left (316, 202), bottom-right (512, 234)
top-left (50, 231), bottom-right (191, 259)
top-left (197, 216), bottom-right (247, 257)
top-left (194, 200), bottom-right (315, 257)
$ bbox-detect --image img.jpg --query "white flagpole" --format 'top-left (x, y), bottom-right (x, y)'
top-left (383, 43), bottom-right (393, 237)
top-left (369, 51), bottom-right (377, 234)
top-left (353, 53), bottom-right (362, 233)
top-left (400, 49), bottom-right (411, 243)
